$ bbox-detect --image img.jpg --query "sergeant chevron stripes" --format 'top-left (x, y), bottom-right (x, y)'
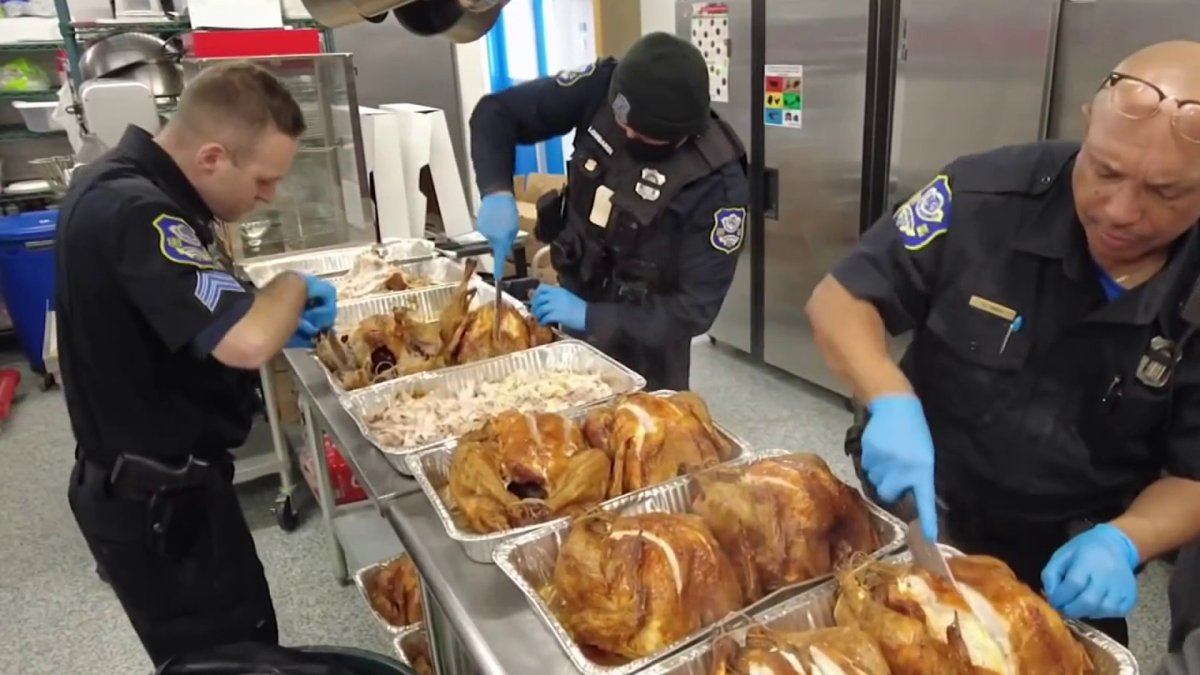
top-left (194, 271), bottom-right (245, 312)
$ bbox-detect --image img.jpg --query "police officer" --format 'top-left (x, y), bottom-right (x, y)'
top-left (470, 32), bottom-right (749, 390)
top-left (57, 62), bottom-right (338, 665)
top-left (806, 41), bottom-right (1200, 645)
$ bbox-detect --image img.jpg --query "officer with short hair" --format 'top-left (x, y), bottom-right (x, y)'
top-left (58, 62), bottom-right (337, 665)
top-left (470, 32), bottom-right (750, 390)
top-left (806, 40), bottom-right (1200, 645)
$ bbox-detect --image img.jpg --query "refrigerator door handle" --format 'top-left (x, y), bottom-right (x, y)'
top-left (763, 166), bottom-right (780, 220)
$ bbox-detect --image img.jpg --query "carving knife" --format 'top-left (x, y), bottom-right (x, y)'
top-left (906, 519), bottom-right (959, 589)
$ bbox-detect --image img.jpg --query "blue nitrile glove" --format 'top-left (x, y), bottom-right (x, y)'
top-left (303, 274), bottom-right (338, 331)
top-left (1042, 523), bottom-right (1140, 619)
top-left (287, 318), bottom-right (320, 348)
top-left (862, 394), bottom-right (939, 540)
top-left (477, 192), bottom-right (520, 268)
top-left (531, 284), bottom-right (587, 333)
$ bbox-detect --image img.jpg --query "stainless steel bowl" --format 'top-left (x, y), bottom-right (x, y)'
top-left (108, 59), bottom-right (185, 98)
top-left (79, 32), bottom-right (180, 80)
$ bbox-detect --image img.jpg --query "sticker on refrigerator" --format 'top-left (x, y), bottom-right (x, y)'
top-left (765, 65), bottom-right (803, 129)
top-left (691, 2), bottom-right (730, 103)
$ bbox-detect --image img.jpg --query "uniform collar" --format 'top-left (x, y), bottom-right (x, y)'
top-left (116, 126), bottom-right (216, 239)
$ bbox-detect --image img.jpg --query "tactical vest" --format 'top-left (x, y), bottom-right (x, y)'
top-left (543, 103), bottom-right (746, 304)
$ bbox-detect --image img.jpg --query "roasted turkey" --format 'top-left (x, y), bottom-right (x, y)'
top-left (692, 453), bottom-right (880, 602)
top-left (316, 258), bottom-right (553, 390)
top-left (367, 554), bottom-right (423, 628)
top-left (401, 632), bottom-right (434, 675)
top-left (833, 555), bottom-right (1094, 675)
top-left (711, 625), bottom-right (892, 675)
top-left (448, 411), bottom-right (612, 533)
top-left (583, 392), bottom-right (733, 498)
top-left (335, 248), bottom-right (437, 299)
top-left (546, 511), bottom-right (744, 661)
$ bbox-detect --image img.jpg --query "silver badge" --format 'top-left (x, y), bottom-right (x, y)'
top-left (635, 183), bottom-right (661, 201)
top-left (612, 93), bottom-right (631, 125)
top-left (1136, 336), bottom-right (1179, 388)
top-left (641, 168), bottom-right (666, 186)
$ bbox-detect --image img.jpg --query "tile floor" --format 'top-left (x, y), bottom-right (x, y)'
top-left (0, 341), bottom-right (1174, 674)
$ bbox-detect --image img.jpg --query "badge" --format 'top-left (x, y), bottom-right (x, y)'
top-left (152, 214), bottom-right (219, 269)
top-left (555, 62), bottom-right (596, 87)
top-left (641, 168), bottom-right (666, 186)
top-left (895, 174), bottom-right (952, 251)
top-left (194, 270), bottom-right (245, 312)
top-left (612, 92), bottom-right (631, 125)
top-left (635, 183), bottom-right (661, 201)
top-left (1136, 336), bottom-right (1180, 388)
top-left (710, 207), bottom-right (746, 254)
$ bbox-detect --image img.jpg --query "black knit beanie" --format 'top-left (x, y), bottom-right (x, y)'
top-left (609, 32), bottom-right (710, 142)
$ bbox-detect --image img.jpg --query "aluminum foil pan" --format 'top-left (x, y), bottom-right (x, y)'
top-left (340, 340), bottom-right (646, 466)
top-left (352, 554), bottom-right (423, 634)
top-left (316, 279), bottom-right (535, 397)
top-left (645, 546), bottom-right (1139, 675)
top-left (490, 449), bottom-right (907, 675)
top-left (329, 256), bottom-right (467, 301)
top-left (237, 239), bottom-right (437, 288)
top-left (407, 391), bottom-right (755, 564)
top-left (237, 244), bottom-right (373, 288)
top-left (391, 624), bottom-right (426, 669)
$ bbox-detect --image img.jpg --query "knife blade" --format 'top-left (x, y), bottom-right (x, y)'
top-left (906, 519), bottom-right (958, 587)
top-left (492, 272), bottom-right (504, 341)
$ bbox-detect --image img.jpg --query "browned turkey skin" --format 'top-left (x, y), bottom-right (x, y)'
top-left (367, 554), bottom-right (423, 628)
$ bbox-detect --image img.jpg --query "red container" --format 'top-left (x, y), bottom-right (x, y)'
top-left (300, 434), bottom-right (368, 506)
top-left (187, 28), bottom-right (323, 58)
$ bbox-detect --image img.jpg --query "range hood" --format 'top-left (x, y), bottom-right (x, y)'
top-left (302, 0), bottom-right (507, 42)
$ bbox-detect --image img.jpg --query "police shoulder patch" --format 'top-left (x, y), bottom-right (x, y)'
top-left (555, 62), bottom-right (597, 87)
top-left (895, 174), bottom-right (952, 251)
top-left (194, 270), bottom-right (245, 312)
top-left (710, 207), bottom-right (746, 254)
top-left (152, 214), bottom-right (219, 269)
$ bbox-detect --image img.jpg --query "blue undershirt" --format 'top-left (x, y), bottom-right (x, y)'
top-left (1097, 267), bottom-right (1127, 302)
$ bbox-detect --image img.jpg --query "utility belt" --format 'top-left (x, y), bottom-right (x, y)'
top-left (75, 449), bottom-right (228, 559)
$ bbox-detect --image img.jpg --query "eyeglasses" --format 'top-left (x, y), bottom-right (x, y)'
top-left (1098, 71), bottom-right (1200, 144)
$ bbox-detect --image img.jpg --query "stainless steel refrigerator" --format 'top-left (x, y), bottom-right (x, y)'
top-left (677, 0), bottom-right (1060, 396)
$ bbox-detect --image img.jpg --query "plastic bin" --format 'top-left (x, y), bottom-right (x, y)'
top-left (11, 100), bottom-right (59, 133)
top-left (0, 210), bottom-right (56, 372)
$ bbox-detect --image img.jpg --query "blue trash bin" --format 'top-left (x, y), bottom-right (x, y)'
top-left (0, 209), bottom-right (57, 373)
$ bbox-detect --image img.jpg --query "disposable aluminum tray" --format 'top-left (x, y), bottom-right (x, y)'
top-left (352, 554), bottom-right (422, 635)
top-left (643, 545), bottom-right (1139, 675)
top-left (317, 279), bottom-right (533, 396)
top-left (391, 624), bottom-right (425, 669)
top-left (340, 340), bottom-right (646, 466)
top-left (406, 391), bottom-right (755, 564)
top-left (237, 239), bottom-right (437, 288)
top-left (330, 256), bottom-right (466, 300)
top-left (490, 449), bottom-right (908, 675)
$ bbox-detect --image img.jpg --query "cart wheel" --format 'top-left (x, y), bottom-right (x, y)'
top-left (274, 495), bottom-right (299, 532)
top-left (40, 373), bottom-right (57, 391)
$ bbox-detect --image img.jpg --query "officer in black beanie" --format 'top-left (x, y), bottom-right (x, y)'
top-left (471, 32), bottom-right (750, 390)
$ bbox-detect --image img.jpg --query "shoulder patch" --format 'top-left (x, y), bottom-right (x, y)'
top-left (152, 214), bottom-right (219, 269)
top-left (194, 270), bottom-right (245, 312)
top-left (895, 174), bottom-right (952, 251)
top-left (555, 62), bottom-right (596, 87)
top-left (710, 207), bottom-right (746, 254)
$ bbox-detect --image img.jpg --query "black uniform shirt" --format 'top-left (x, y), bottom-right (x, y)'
top-left (56, 127), bottom-right (259, 465)
top-left (470, 59), bottom-right (749, 388)
top-left (834, 140), bottom-right (1200, 520)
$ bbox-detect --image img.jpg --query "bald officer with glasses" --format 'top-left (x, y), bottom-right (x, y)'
top-left (806, 40), bottom-right (1200, 645)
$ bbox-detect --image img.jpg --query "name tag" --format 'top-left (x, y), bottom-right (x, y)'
top-left (589, 186), bottom-right (614, 228)
top-left (968, 295), bottom-right (1017, 322)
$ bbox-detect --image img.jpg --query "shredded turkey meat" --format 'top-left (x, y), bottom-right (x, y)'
top-left (365, 370), bottom-right (615, 448)
top-left (334, 249), bottom-right (437, 299)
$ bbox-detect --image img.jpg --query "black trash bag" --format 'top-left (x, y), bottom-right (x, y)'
top-left (154, 643), bottom-right (413, 675)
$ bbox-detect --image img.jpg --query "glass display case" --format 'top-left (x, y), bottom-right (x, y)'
top-left (182, 53), bottom-right (375, 261)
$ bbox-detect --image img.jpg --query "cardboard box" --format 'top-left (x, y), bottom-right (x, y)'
top-left (511, 173), bottom-right (566, 282)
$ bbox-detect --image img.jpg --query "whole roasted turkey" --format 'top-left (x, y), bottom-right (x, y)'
top-left (448, 411), bottom-right (611, 533)
top-left (547, 511), bottom-right (744, 661)
top-left (711, 625), bottom-right (892, 675)
top-left (316, 258), bottom-right (553, 390)
top-left (367, 554), bottom-right (423, 628)
top-left (692, 453), bottom-right (880, 602)
top-left (583, 391), bottom-right (733, 497)
top-left (834, 555), bottom-right (1094, 675)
